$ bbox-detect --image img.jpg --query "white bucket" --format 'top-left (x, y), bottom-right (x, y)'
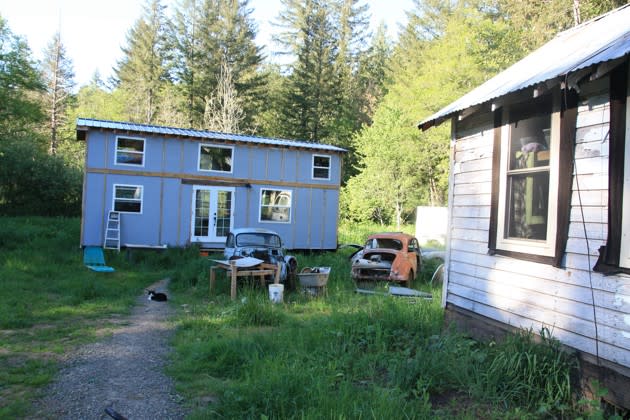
top-left (268, 284), bottom-right (284, 303)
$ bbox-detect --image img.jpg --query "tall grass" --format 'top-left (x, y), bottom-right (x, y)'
top-left (0, 217), bottom-right (592, 418)
top-left (0, 217), bottom-right (180, 417)
top-left (169, 245), bottom-right (584, 418)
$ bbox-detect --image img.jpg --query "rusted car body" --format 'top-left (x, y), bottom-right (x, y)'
top-left (350, 232), bottom-right (422, 287)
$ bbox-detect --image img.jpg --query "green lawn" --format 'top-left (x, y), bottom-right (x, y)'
top-left (0, 217), bottom-right (179, 417)
top-left (0, 218), bottom-right (600, 419)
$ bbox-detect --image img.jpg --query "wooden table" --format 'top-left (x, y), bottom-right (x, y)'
top-left (209, 259), bottom-right (281, 300)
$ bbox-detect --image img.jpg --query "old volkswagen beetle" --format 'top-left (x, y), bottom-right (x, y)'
top-left (350, 232), bottom-right (422, 288)
top-left (223, 228), bottom-right (298, 285)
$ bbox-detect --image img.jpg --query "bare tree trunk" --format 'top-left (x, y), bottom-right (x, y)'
top-left (573, 0), bottom-right (581, 25)
top-left (49, 36), bottom-right (62, 155)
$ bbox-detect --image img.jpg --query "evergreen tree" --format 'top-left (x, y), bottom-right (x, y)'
top-left (275, 0), bottom-right (338, 141)
top-left (356, 23), bottom-right (391, 126)
top-left (40, 32), bottom-right (75, 155)
top-left (171, 0), bottom-right (263, 130)
top-left (327, 0), bottom-right (370, 147)
top-left (115, 0), bottom-right (171, 124)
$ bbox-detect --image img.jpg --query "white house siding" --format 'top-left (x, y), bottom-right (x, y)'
top-left (446, 79), bottom-right (630, 372)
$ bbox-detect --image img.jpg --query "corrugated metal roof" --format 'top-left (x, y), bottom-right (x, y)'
top-left (419, 4), bottom-right (630, 130)
top-left (76, 118), bottom-right (347, 153)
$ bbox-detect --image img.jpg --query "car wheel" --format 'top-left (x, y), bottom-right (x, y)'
top-left (405, 271), bottom-right (413, 289)
top-left (287, 259), bottom-right (298, 291)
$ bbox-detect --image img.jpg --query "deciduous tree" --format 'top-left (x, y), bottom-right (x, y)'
top-left (40, 32), bottom-right (75, 155)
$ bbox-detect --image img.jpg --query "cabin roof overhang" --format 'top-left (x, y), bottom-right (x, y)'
top-left (418, 4), bottom-right (630, 131)
top-left (75, 118), bottom-right (348, 155)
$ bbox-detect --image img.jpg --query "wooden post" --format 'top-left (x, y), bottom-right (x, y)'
top-left (230, 260), bottom-right (237, 300)
top-left (209, 266), bottom-right (216, 295)
top-left (274, 262), bottom-right (281, 284)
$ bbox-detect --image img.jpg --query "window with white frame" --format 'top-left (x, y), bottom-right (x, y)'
top-left (113, 184), bottom-right (143, 213)
top-left (115, 136), bottom-right (145, 166)
top-left (198, 144), bottom-right (233, 172)
top-left (259, 189), bottom-right (292, 223)
top-left (494, 92), bottom-right (560, 257)
top-left (312, 154), bottom-right (331, 179)
top-left (618, 69), bottom-right (630, 268)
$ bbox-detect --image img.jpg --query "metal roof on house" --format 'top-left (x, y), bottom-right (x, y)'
top-left (419, 4), bottom-right (630, 130)
top-left (76, 118), bottom-right (347, 153)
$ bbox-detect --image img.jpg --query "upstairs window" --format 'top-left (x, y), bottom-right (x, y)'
top-left (312, 154), bottom-right (331, 180)
top-left (199, 144), bottom-right (233, 173)
top-left (115, 136), bottom-right (145, 166)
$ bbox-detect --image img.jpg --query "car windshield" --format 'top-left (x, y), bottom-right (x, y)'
top-left (236, 233), bottom-right (282, 248)
top-left (365, 238), bottom-right (403, 250)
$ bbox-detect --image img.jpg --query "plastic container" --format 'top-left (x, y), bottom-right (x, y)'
top-left (268, 283), bottom-right (284, 303)
top-left (297, 267), bottom-right (331, 287)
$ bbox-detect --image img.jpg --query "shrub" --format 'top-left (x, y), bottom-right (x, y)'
top-left (0, 140), bottom-right (81, 216)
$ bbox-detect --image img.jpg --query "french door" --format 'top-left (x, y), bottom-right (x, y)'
top-left (191, 186), bottom-right (234, 243)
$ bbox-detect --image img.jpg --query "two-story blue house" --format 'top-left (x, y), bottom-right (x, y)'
top-left (77, 118), bottom-right (346, 250)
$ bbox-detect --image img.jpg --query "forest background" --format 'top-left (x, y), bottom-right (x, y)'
top-left (0, 0), bottom-right (625, 225)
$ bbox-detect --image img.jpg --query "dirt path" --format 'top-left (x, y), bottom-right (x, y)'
top-left (30, 279), bottom-right (187, 420)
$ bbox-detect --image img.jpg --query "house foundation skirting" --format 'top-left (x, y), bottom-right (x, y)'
top-left (444, 303), bottom-right (630, 410)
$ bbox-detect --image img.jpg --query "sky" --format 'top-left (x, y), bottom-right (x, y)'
top-left (0, 0), bottom-right (414, 88)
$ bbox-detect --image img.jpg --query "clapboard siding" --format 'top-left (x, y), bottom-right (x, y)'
top-left (447, 292), bottom-right (598, 354)
top-left (444, 78), bottom-right (630, 377)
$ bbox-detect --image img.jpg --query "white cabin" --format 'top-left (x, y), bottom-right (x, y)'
top-left (420, 5), bottom-right (630, 409)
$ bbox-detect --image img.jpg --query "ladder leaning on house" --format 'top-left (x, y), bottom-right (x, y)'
top-left (104, 211), bottom-right (121, 251)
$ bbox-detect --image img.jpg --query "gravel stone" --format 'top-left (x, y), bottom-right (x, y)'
top-left (30, 279), bottom-right (187, 420)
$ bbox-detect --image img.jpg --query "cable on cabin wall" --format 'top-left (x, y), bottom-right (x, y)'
top-left (565, 76), bottom-right (603, 368)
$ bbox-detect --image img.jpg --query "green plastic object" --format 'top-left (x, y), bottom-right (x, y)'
top-left (83, 246), bottom-right (115, 272)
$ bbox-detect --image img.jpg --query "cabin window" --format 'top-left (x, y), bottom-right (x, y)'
top-left (619, 68), bottom-right (630, 268)
top-left (598, 64), bottom-right (630, 272)
top-left (493, 92), bottom-right (561, 258)
top-left (198, 144), bottom-right (233, 172)
top-left (113, 184), bottom-right (143, 214)
top-left (312, 154), bottom-right (331, 179)
top-left (259, 189), bottom-right (292, 223)
top-left (115, 136), bottom-right (145, 166)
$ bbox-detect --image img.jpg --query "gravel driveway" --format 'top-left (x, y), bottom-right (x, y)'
top-left (30, 279), bottom-right (187, 420)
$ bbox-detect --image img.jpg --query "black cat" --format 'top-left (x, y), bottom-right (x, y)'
top-left (147, 289), bottom-right (168, 302)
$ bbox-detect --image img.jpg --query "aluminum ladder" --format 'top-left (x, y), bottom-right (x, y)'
top-left (104, 211), bottom-right (121, 251)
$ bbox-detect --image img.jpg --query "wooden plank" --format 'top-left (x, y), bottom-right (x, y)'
top-left (451, 205), bottom-right (491, 218)
top-left (451, 193), bottom-right (491, 206)
top-left (570, 206), bottom-right (606, 223)
top-left (450, 228), bottom-right (488, 242)
top-left (567, 221), bottom-right (607, 241)
top-left (575, 127), bottom-right (609, 148)
top-left (450, 238), bottom-right (488, 254)
top-left (451, 216), bottom-right (489, 230)
top-left (449, 260), bottom-right (597, 306)
top-left (456, 157), bottom-right (493, 173)
top-left (453, 181), bottom-right (492, 195)
top-left (454, 144), bottom-right (494, 163)
top-left (87, 167), bottom-right (341, 190)
top-left (570, 189), bottom-right (607, 206)
top-left (573, 156), bottom-right (609, 176)
top-left (449, 249), bottom-right (602, 290)
top-left (454, 131), bottom-right (493, 152)
top-left (453, 170), bottom-right (492, 185)
top-left (446, 292), bottom-right (597, 354)
top-left (593, 310), bottom-right (630, 349)
top-left (571, 173), bottom-right (608, 190)
top-left (447, 275), bottom-right (597, 327)
top-left (565, 237), bottom-right (606, 256)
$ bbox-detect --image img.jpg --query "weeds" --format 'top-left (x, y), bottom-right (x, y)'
top-left (0, 217), bottom-right (176, 417)
top-left (1, 217), bottom-right (606, 418)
